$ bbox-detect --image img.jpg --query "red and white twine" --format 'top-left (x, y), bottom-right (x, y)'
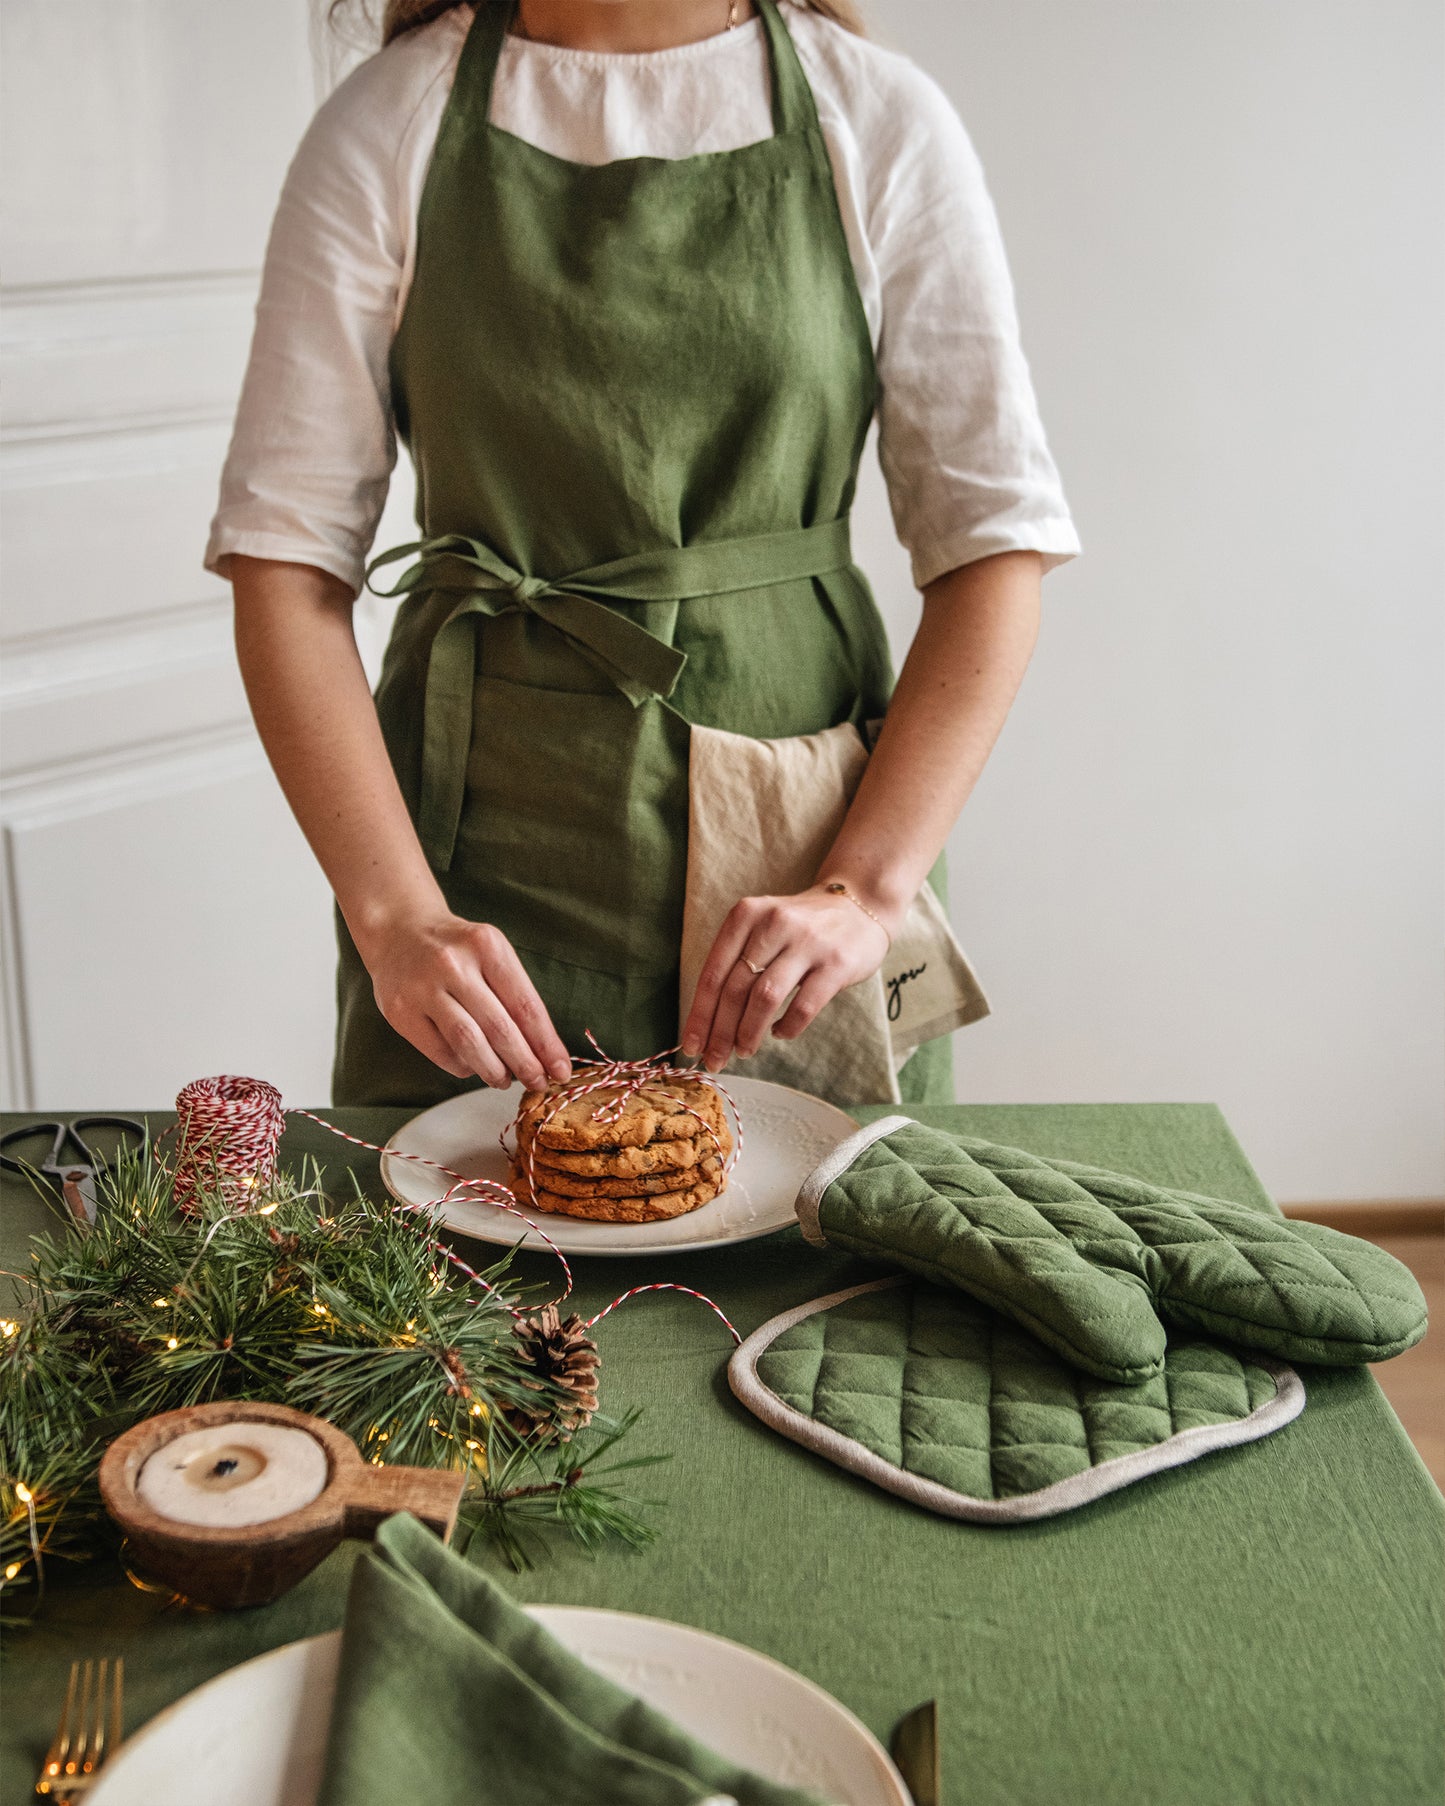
top-left (507, 1031), bottom-right (742, 1227)
top-left (171, 1075), bottom-right (286, 1210)
top-left (287, 1107), bottom-right (575, 1312)
top-left (158, 1063), bottom-right (741, 1344)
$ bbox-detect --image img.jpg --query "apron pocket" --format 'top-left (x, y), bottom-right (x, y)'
top-left (452, 675), bottom-right (690, 980)
top-left (680, 720), bottom-right (989, 1106)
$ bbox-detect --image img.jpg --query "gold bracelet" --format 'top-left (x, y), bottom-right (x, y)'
top-left (821, 880), bottom-right (891, 942)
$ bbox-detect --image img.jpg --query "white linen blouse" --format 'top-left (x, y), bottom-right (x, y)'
top-left (203, 2), bottom-right (1081, 598)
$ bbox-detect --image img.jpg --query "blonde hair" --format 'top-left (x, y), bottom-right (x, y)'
top-left (333, 0), bottom-right (865, 50)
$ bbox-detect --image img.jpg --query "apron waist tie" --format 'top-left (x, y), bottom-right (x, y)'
top-left (364, 515), bottom-right (855, 873)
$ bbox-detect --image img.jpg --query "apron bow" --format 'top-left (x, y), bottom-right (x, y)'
top-left (364, 518), bottom-right (855, 872)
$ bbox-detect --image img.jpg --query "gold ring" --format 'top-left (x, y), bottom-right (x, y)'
top-left (741, 957), bottom-right (767, 977)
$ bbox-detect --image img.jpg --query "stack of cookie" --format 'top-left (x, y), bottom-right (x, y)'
top-left (510, 1073), bottom-right (732, 1224)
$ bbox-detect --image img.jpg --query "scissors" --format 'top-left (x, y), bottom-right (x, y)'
top-left (0, 1115), bottom-right (147, 1229)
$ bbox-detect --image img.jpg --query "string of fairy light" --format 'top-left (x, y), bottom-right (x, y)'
top-left (3, 1055), bottom-right (745, 1606)
top-left (1, 1313), bottom-right (40, 1590)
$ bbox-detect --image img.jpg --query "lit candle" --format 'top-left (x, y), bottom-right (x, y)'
top-left (136, 1421), bottom-right (329, 1528)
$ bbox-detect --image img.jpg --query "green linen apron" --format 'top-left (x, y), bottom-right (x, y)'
top-left (333, 0), bottom-right (953, 1109)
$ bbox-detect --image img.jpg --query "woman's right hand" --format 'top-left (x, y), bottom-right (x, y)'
top-left (356, 911), bottom-right (572, 1090)
top-left (228, 560), bottom-right (570, 1091)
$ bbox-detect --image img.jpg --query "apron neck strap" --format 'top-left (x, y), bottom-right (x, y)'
top-left (457, 1), bottom-right (513, 122)
top-left (459, 1), bottom-right (822, 143)
top-left (756, 0), bottom-right (822, 139)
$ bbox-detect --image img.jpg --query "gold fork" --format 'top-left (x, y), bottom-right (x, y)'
top-left (35, 1658), bottom-right (123, 1800)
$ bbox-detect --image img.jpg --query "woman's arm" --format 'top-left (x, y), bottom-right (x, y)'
top-left (230, 554), bottom-right (571, 1089)
top-left (682, 548), bottom-right (1042, 1068)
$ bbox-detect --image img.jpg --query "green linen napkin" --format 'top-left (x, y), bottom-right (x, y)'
top-left (317, 1513), bottom-right (830, 1806)
top-left (796, 1116), bottom-right (1428, 1386)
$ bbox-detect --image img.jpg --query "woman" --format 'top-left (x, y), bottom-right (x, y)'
top-left (207, 0), bottom-right (1079, 1109)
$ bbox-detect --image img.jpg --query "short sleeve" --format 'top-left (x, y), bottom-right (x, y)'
top-left (867, 65), bottom-right (1081, 589)
top-left (202, 25), bottom-right (458, 595)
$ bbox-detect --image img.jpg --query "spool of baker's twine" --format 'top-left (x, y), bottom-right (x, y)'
top-left (161, 1064), bottom-right (741, 1343)
top-left (172, 1075), bottom-right (286, 1210)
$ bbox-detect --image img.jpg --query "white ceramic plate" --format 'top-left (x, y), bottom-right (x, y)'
top-left (88, 1608), bottom-right (909, 1806)
top-left (380, 1074), bottom-right (856, 1256)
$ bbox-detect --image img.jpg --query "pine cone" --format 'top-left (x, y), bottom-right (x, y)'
top-left (439, 1347), bottom-right (471, 1397)
top-left (508, 1306), bottom-right (600, 1438)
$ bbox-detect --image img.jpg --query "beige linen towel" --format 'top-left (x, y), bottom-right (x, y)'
top-left (680, 721), bottom-right (989, 1105)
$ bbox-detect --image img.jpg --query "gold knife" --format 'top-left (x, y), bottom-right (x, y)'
top-left (890, 1699), bottom-right (940, 1806)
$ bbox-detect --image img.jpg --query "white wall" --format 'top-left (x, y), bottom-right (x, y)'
top-left (854, 0), bottom-right (1444, 1200)
top-left (0, 1), bottom-right (376, 1113)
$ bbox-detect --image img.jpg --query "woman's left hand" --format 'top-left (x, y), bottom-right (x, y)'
top-left (681, 885), bottom-right (893, 1071)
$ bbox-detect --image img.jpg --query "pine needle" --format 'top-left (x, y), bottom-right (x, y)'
top-left (1, 1148), bottom-right (661, 1619)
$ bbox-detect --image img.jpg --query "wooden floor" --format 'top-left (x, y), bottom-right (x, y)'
top-left (1368, 1229), bottom-right (1443, 1488)
top-left (1284, 1204), bottom-right (1443, 1489)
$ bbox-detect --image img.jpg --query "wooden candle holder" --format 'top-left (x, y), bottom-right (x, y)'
top-left (99, 1400), bottom-right (467, 1610)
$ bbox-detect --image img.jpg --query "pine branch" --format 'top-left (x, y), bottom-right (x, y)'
top-left (459, 1408), bottom-right (666, 1572)
top-left (0, 1309), bottom-right (110, 1621)
top-left (0, 1442), bottom-right (101, 1625)
top-left (2, 1147), bottom-right (664, 1616)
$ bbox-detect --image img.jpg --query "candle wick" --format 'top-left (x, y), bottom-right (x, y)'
top-left (211, 1458), bottom-right (239, 1478)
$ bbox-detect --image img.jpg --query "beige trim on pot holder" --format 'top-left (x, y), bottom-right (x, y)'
top-left (729, 1276), bottom-right (1307, 1523)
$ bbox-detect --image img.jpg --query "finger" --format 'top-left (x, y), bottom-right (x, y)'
top-left (377, 996), bottom-right (472, 1080)
top-left (471, 927), bottom-right (572, 1080)
top-left (431, 995), bottom-right (510, 1088)
top-left (447, 973), bottom-right (548, 1091)
top-left (734, 950), bottom-right (809, 1060)
top-left (682, 901), bottom-right (767, 1058)
top-left (703, 956), bottom-right (771, 1072)
top-left (771, 962), bottom-right (845, 1042)
top-left (406, 1014), bottom-right (473, 1079)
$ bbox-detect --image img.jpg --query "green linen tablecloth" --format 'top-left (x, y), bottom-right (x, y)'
top-left (1, 1103), bottom-right (1440, 1806)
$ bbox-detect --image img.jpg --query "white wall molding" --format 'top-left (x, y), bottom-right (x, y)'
top-left (0, 599), bottom-right (231, 697)
top-left (0, 0), bottom-right (338, 1114)
top-left (0, 733), bottom-right (339, 1112)
top-left (2, 271), bottom-right (261, 443)
top-left (0, 417), bottom-right (233, 489)
top-left (4, 404), bottom-right (242, 448)
top-left (1, 598), bottom-right (233, 704)
top-left (0, 722), bottom-right (265, 834)
top-left (0, 845), bottom-right (34, 1108)
top-left (0, 597), bottom-right (249, 778)
top-left (0, 418), bottom-right (235, 642)
top-left (2, 269), bottom-right (259, 302)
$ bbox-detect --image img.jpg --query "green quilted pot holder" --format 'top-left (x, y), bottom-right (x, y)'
top-left (797, 1118), bottom-right (1428, 1386)
top-left (729, 1276), bottom-right (1305, 1521)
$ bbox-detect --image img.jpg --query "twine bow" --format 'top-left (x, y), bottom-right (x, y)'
top-left (514, 1032), bottom-right (741, 1209)
top-left (365, 516), bottom-right (856, 871)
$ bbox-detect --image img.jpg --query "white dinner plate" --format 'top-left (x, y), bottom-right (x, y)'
top-left (88, 1607), bottom-right (909, 1806)
top-left (380, 1073), bottom-right (857, 1256)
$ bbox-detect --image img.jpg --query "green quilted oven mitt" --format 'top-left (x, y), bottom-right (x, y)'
top-left (796, 1117), bottom-right (1427, 1385)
